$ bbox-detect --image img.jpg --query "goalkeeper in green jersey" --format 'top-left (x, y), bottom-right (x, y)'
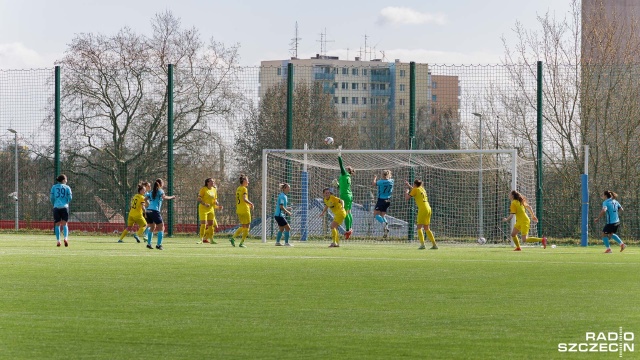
top-left (337, 147), bottom-right (355, 239)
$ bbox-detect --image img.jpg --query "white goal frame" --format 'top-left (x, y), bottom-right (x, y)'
top-left (261, 148), bottom-right (518, 243)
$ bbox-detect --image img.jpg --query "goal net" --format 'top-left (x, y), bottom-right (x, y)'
top-left (261, 149), bottom-right (537, 245)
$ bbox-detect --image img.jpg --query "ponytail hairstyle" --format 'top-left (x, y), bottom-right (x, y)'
top-left (152, 178), bottom-right (163, 200)
top-left (382, 170), bottom-right (392, 179)
top-left (239, 174), bottom-right (248, 185)
top-left (56, 174), bottom-right (67, 183)
top-left (137, 184), bottom-right (144, 193)
top-left (280, 183), bottom-right (290, 191)
top-left (346, 166), bottom-right (355, 175)
top-left (510, 190), bottom-right (528, 206)
top-left (414, 179), bottom-right (423, 187)
top-left (604, 190), bottom-right (618, 199)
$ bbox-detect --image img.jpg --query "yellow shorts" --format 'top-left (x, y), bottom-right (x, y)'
top-left (333, 211), bottom-right (346, 225)
top-left (237, 212), bottom-right (251, 225)
top-left (127, 215), bottom-right (147, 228)
top-left (199, 206), bottom-right (215, 221)
top-left (514, 222), bottom-right (530, 236)
top-left (416, 208), bottom-right (432, 225)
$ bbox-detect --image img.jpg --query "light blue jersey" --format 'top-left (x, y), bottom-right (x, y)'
top-left (274, 192), bottom-right (288, 217)
top-left (147, 189), bottom-right (165, 211)
top-left (376, 179), bottom-right (394, 199)
top-left (50, 183), bottom-right (72, 208)
top-left (603, 198), bottom-right (622, 224)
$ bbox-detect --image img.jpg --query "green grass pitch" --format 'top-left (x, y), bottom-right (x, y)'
top-left (0, 234), bottom-right (638, 359)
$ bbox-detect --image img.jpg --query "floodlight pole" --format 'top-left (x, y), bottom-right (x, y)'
top-left (472, 113), bottom-right (483, 238)
top-left (8, 129), bottom-right (18, 230)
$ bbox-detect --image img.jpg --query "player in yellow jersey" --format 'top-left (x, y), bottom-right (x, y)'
top-left (502, 190), bottom-right (546, 251)
top-left (230, 174), bottom-right (254, 248)
top-left (118, 184), bottom-right (148, 243)
top-left (198, 178), bottom-right (223, 244)
top-left (320, 188), bottom-right (346, 248)
top-left (404, 179), bottom-right (438, 250)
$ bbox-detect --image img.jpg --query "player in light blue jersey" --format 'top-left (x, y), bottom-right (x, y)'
top-left (372, 170), bottom-right (394, 238)
top-left (145, 178), bottom-right (176, 250)
top-left (274, 183), bottom-right (293, 246)
top-left (594, 190), bottom-right (627, 253)
top-left (50, 174), bottom-right (72, 247)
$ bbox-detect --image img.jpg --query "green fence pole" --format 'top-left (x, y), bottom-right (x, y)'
top-left (167, 64), bottom-right (174, 236)
top-left (536, 61), bottom-right (543, 237)
top-left (54, 66), bottom-right (61, 178)
top-left (408, 62), bottom-right (416, 242)
top-left (286, 63), bottom-right (293, 150)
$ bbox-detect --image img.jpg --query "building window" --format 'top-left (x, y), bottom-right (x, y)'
top-left (399, 84), bottom-right (405, 91)
top-left (399, 113), bottom-right (405, 120)
top-left (352, 68), bottom-right (358, 76)
top-left (362, 97), bottom-right (367, 105)
top-left (432, 107), bottom-right (436, 115)
top-left (333, 82), bottom-right (338, 88)
top-left (399, 99), bottom-right (405, 106)
top-left (381, 98), bottom-right (386, 104)
top-left (432, 81), bottom-right (437, 89)
top-left (342, 67), bottom-right (348, 75)
top-left (277, 67), bottom-right (282, 75)
top-left (380, 84), bottom-right (386, 90)
top-left (332, 67), bottom-right (338, 74)
top-left (341, 97), bottom-right (347, 104)
top-left (342, 111), bottom-right (348, 118)
top-left (352, 97), bottom-right (358, 104)
top-left (352, 83), bottom-right (358, 90)
top-left (362, 112), bottom-right (367, 119)
top-left (333, 97), bottom-right (338, 104)
top-left (342, 82), bottom-right (348, 89)
top-left (351, 111), bottom-right (358, 118)
top-left (432, 95), bottom-right (437, 102)
top-left (399, 70), bottom-right (406, 77)
top-left (362, 83), bottom-right (367, 90)
top-left (362, 69), bottom-right (368, 76)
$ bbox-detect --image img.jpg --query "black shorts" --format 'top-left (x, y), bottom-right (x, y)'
top-left (147, 210), bottom-right (163, 225)
top-left (53, 207), bottom-right (69, 223)
top-left (603, 222), bottom-right (620, 234)
top-left (144, 210), bottom-right (150, 221)
top-left (274, 216), bottom-right (288, 227)
top-left (374, 198), bottom-right (391, 213)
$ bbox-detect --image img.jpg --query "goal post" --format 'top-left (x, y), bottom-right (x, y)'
top-left (261, 148), bottom-right (534, 245)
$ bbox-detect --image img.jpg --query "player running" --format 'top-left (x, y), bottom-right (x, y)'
top-left (404, 179), bottom-right (438, 250)
top-left (502, 190), bottom-right (546, 251)
top-left (594, 190), bottom-right (627, 253)
top-left (320, 188), bottom-right (347, 248)
top-left (118, 184), bottom-right (148, 243)
top-left (373, 170), bottom-right (394, 238)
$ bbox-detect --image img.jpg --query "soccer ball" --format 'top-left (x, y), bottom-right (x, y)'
top-left (477, 237), bottom-right (487, 245)
top-left (324, 136), bottom-right (334, 145)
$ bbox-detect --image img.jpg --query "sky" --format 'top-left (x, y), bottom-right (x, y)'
top-left (0, 0), bottom-right (574, 69)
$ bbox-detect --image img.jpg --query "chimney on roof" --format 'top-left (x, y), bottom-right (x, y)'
top-left (395, 59), bottom-right (400, 63)
top-left (355, 57), bottom-right (360, 61)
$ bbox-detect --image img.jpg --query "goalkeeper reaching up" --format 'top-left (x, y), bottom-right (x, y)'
top-left (337, 147), bottom-right (355, 239)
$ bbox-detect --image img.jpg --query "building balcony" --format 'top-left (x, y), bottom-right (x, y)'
top-left (371, 89), bottom-right (391, 96)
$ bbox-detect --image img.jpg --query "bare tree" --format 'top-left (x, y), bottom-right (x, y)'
top-left (500, 0), bottom-right (640, 237)
top-left (56, 11), bottom-right (243, 218)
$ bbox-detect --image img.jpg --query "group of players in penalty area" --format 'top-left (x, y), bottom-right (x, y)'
top-left (48, 156), bottom-right (628, 253)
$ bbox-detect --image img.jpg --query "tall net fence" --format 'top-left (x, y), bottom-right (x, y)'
top-left (1, 62), bottom-right (638, 242)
